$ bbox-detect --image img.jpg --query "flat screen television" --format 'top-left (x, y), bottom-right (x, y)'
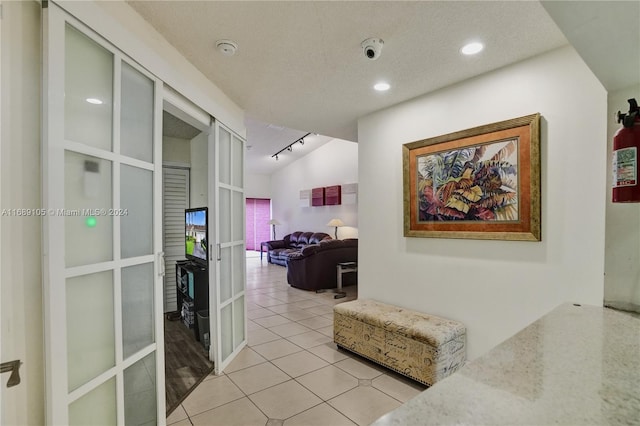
top-left (185, 207), bottom-right (208, 265)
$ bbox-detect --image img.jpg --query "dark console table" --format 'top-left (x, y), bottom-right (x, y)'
top-left (175, 260), bottom-right (209, 343)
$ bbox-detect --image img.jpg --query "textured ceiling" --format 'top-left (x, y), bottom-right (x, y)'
top-left (128, 0), bottom-right (568, 143)
top-left (131, 1), bottom-right (639, 176)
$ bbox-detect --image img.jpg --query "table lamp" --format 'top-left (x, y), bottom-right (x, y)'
top-left (327, 218), bottom-right (345, 239)
top-left (268, 219), bottom-right (281, 240)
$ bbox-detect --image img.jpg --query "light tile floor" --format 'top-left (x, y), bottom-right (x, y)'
top-left (167, 255), bottom-right (426, 426)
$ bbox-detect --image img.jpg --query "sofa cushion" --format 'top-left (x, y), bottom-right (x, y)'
top-left (317, 239), bottom-right (344, 251)
top-left (309, 232), bottom-right (331, 244)
top-left (298, 232), bottom-right (314, 246)
top-left (270, 248), bottom-right (298, 259)
top-left (288, 232), bottom-right (303, 245)
top-left (300, 244), bottom-right (319, 256)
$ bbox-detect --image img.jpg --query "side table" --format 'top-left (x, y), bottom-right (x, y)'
top-left (317, 261), bottom-right (357, 299)
top-left (260, 242), bottom-right (269, 262)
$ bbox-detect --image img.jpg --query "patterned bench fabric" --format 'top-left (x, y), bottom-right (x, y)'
top-left (334, 299), bottom-right (466, 386)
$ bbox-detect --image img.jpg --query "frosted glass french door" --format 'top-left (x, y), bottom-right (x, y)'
top-left (211, 122), bottom-right (247, 373)
top-left (43, 4), bottom-right (165, 425)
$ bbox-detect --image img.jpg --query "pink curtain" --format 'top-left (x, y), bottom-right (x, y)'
top-left (246, 198), bottom-right (271, 250)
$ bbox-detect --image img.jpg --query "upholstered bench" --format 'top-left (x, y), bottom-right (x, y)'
top-left (333, 299), bottom-right (466, 386)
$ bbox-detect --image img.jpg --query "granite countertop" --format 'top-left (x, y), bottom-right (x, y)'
top-left (372, 303), bottom-right (640, 425)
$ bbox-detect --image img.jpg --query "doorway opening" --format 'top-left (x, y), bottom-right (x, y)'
top-left (161, 107), bottom-right (213, 414)
top-left (246, 198), bottom-right (271, 258)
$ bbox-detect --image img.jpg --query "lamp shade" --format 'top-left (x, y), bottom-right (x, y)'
top-left (327, 219), bottom-right (344, 227)
top-left (269, 219), bottom-right (281, 225)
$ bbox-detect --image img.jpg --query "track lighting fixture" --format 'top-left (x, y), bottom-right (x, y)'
top-left (272, 132), bottom-right (311, 160)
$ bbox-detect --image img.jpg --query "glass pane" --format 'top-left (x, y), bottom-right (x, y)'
top-left (221, 303), bottom-right (233, 359)
top-left (220, 188), bottom-right (231, 243)
top-left (232, 191), bottom-right (243, 242)
top-left (69, 377), bottom-right (116, 426)
top-left (67, 271), bottom-right (114, 391)
top-left (233, 296), bottom-right (245, 347)
top-left (219, 127), bottom-right (231, 185)
top-left (124, 352), bottom-right (157, 426)
top-left (65, 151), bottom-right (113, 267)
top-left (232, 134), bottom-right (243, 188)
top-left (121, 165), bottom-right (153, 258)
top-left (122, 263), bottom-right (154, 359)
top-left (233, 244), bottom-right (244, 296)
top-left (121, 62), bottom-right (154, 163)
top-left (65, 24), bottom-right (113, 151)
top-left (220, 247), bottom-right (232, 303)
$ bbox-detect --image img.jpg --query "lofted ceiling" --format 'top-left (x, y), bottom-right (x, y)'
top-left (136, 1), bottom-right (639, 176)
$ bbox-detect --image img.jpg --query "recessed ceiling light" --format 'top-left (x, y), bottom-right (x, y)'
top-left (461, 42), bottom-right (484, 55)
top-left (86, 98), bottom-right (103, 105)
top-left (374, 82), bottom-right (390, 91)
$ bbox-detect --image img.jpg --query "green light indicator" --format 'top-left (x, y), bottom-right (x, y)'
top-left (85, 216), bottom-right (97, 228)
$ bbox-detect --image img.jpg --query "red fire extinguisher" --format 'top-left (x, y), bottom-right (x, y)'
top-left (612, 98), bottom-right (640, 202)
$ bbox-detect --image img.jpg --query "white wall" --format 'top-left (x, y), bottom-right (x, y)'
top-left (271, 139), bottom-right (358, 239)
top-left (357, 46), bottom-right (607, 360)
top-left (1, 1), bottom-right (44, 424)
top-left (163, 136), bottom-right (191, 165)
top-left (189, 132), bottom-right (208, 207)
top-left (245, 173), bottom-right (272, 199)
top-left (604, 83), bottom-right (640, 312)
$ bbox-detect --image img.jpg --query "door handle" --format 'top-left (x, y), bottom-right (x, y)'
top-left (158, 252), bottom-right (165, 277)
top-left (1, 360), bottom-right (22, 388)
top-left (217, 244), bottom-right (222, 261)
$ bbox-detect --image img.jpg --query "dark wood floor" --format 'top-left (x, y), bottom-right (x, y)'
top-left (164, 316), bottom-right (214, 415)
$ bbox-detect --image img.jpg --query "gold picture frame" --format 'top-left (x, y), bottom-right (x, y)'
top-left (403, 113), bottom-right (541, 241)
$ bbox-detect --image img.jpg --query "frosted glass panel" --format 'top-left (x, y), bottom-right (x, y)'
top-left (221, 304), bottom-right (233, 359)
top-left (124, 353), bottom-right (157, 426)
top-left (121, 165), bottom-right (153, 258)
top-left (65, 151), bottom-right (113, 267)
top-left (233, 297), bottom-right (245, 346)
top-left (67, 271), bottom-right (114, 391)
top-left (232, 191), bottom-right (243, 242)
top-left (233, 245), bottom-right (244, 296)
top-left (220, 247), bottom-right (232, 303)
top-left (121, 62), bottom-right (154, 163)
top-left (122, 263), bottom-right (154, 358)
top-left (69, 377), bottom-right (116, 426)
top-left (219, 127), bottom-right (231, 185)
top-left (220, 188), bottom-right (231, 243)
top-left (65, 25), bottom-right (113, 151)
top-left (232, 134), bottom-right (243, 188)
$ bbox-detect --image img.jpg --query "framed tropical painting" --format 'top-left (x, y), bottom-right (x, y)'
top-left (403, 113), bottom-right (541, 241)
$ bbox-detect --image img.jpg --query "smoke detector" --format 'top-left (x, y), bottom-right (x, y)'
top-left (216, 39), bottom-right (238, 56)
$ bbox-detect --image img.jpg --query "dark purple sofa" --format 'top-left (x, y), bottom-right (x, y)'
top-left (286, 238), bottom-right (358, 291)
top-left (264, 231), bottom-right (332, 266)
